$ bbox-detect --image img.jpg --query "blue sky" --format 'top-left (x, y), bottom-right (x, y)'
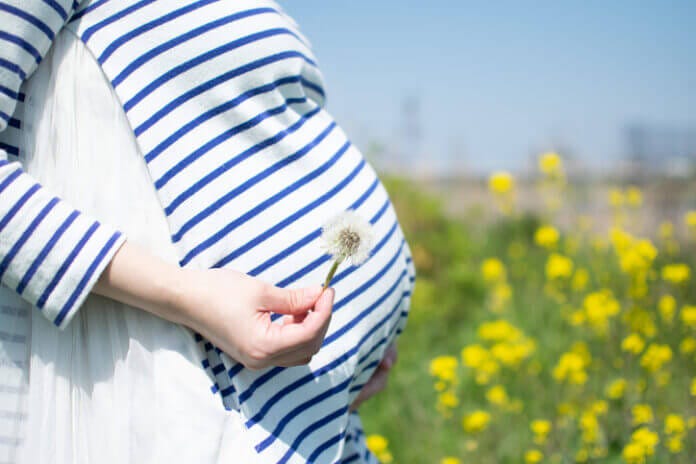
top-left (282, 1), bottom-right (696, 174)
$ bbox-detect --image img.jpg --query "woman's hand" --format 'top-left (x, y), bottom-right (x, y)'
top-left (349, 342), bottom-right (398, 411)
top-left (94, 240), bottom-right (333, 369)
top-left (177, 268), bottom-right (333, 369)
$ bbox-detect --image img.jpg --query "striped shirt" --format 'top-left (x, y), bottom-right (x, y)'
top-left (0, 1), bottom-right (415, 462)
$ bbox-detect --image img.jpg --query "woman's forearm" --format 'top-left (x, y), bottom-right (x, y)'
top-left (92, 240), bottom-right (191, 326)
top-left (91, 239), bottom-right (335, 369)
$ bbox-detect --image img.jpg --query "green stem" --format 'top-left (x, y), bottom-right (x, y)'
top-left (323, 259), bottom-right (343, 289)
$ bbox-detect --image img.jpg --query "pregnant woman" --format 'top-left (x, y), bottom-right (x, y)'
top-left (0, 1), bottom-right (415, 462)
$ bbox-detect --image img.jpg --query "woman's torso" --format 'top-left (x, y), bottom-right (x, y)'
top-left (9, 1), bottom-right (415, 461)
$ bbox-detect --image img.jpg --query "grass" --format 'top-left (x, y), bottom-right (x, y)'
top-left (359, 176), bottom-right (696, 463)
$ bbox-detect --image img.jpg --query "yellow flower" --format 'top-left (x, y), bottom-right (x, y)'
top-left (488, 172), bottom-right (514, 194)
top-left (491, 282), bottom-right (512, 309)
top-left (568, 310), bottom-right (585, 327)
top-left (366, 434), bottom-right (389, 454)
top-left (631, 427), bottom-right (659, 455)
top-left (571, 268), bottom-right (589, 292)
top-left (623, 307), bottom-right (657, 338)
top-left (438, 391), bottom-right (459, 409)
top-left (621, 333), bottom-right (645, 355)
top-left (571, 341), bottom-right (592, 364)
top-left (623, 242), bottom-right (657, 275)
top-left (461, 345), bottom-right (489, 369)
top-left (605, 378), bottom-right (627, 399)
top-left (481, 258), bottom-right (506, 284)
top-left (462, 410), bottom-right (491, 433)
top-left (531, 419), bottom-right (551, 444)
top-left (664, 414), bottom-right (685, 436)
top-left (490, 341), bottom-right (532, 367)
top-left (591, 400), bottom-right (608, 416)
top-left (539, 152), bottom-right (563, 177)
top-left (486, 385), bottom-right (508, 406)
top-left (662, 263), bottom-right (690, 285)
top-left (640, 344), bottom-right (672, 372)
top-left (682, 305), bottom-right (696, 329)
top-left (667, 436), bottom-right (683, 453)
top-left (429, 356), bottom-right (459, 381)
top-left (579, 411), bottom-right (599, 444)
top-left (609, 188), bottom-right (624, 208)
top-left (475, 360), bottom-right (500, 385)
top-left (622, 442), bottom-right (645, 464)
top-left (609, 229), bottom-right (657, 276)
top-left (680, 337), bottom-right (696, 355)
top-left (684, 210), bottom-right (696, 229)
top-left (524, 449), bottom-right (543, 464)
top-left (557, 402), bottom-right (576, 417)
top-left (441, 458), bottom-right (461, 464)
top-left (625, 186), bottom-right (643, 207)
top-left (691, 378), bottom-right (696, 396)
top-left (478, 320), bottom-right (521, 342)
top-left (640, 343), bottom-right (672, 372)
top-left (545, 253), bottom-right (574, 280)
top-left (632, 404), bottom-right (654, 426)
top-left (582, 290), bottom-right (620, 335)
top-left (658, 294), bottom-right (677, 324)
top-left (461, 344), bottom-right (500, 385)
top-left (535, 225), bottom-right (560, 249)
top-left (553, 352), bottom-right (588, 385)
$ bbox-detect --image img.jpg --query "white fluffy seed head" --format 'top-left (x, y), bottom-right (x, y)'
top-left (320, 210), bottom-right (375, 265)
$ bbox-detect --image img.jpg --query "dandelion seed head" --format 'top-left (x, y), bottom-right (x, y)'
top-left (321, 210), bottom-right (374, 265)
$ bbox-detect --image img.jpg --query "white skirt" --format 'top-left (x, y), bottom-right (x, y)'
top-left (0, 28), bottom-right (261, 463)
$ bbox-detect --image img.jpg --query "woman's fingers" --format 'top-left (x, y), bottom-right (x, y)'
top-left (250, 288), bottom-right (334, 367)
top-left (349, 365), bottom-right (390, 411)
top-left (274, 288), bottom-right (333, 350)
top-left (381, 342), bottom-right (398, 369)
top-left (261, 284), bottom-right (324, 316)
top-left (349, 343), bottom-right (398, 411)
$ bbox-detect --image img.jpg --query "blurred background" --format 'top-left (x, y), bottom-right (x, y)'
top-left (284, 2), bottom-right (696, 463)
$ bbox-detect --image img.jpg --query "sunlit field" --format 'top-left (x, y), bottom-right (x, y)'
top-left (361, 154), bottom-right (696, 463)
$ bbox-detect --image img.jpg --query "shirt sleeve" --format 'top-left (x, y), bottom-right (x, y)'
top-left (0, 0), bottom-right (126, 329)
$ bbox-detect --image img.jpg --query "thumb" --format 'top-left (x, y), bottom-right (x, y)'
top-left (261, 284), bottom-right (324, 315)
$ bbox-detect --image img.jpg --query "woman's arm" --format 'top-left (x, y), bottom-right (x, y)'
top-left (0, 1), bottom-right (127, 328)
top-left (0, 1), bottom-right (331, 366)
top-left (94, 240), bottom-right (333, 368)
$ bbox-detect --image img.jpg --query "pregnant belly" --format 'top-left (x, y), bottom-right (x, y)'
top-left (190, 132), bottom-right (415, 460)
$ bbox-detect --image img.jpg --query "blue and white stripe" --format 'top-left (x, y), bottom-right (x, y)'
top-left (1, 0), bottom-right (415, 461)
top-left (0, 0), bottom-right (125, 329)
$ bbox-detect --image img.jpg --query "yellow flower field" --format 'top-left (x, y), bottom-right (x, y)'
top-left (361, 155), bottom-right (696, 463)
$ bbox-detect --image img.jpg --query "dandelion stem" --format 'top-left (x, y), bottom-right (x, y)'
top-left (323, 259), bottom-right (343, 289)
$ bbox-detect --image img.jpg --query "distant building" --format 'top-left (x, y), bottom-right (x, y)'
top-left (623, 124), bottom-right (696, 179)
